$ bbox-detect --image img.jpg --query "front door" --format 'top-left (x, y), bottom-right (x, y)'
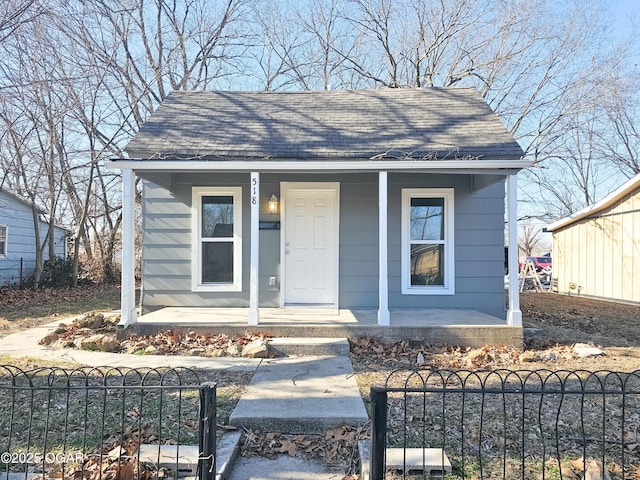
top-left (282, 183), bottom-right (339, 306)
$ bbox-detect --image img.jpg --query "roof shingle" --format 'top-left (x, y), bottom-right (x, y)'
top-left (125, 88), bottom-right (524, 161)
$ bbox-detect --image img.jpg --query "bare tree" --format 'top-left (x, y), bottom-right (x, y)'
top-left (518, 224), bottom-right (541, 257)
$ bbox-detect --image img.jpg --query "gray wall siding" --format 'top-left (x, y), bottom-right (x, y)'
top-left (337, 174), bottom-right (379, 307)
top-left (0, 192), bottom-right (67, 284)
top-left (141, 175), bottom-right (250, 310)
top-left (386, 174), bottom-right (506, 318)
top-left (139, 172), bottom-right (506, 318)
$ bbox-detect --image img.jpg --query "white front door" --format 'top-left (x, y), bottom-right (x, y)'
top-left (282, 183), bottom-right (339, 306)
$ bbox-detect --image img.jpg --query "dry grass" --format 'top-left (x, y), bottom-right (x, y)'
top-left (0, 366), bottom-right (252, 475)
top-left (363, 368), bottom-right (640, 479)
top-left (0, 285), bottom-right (125, 337)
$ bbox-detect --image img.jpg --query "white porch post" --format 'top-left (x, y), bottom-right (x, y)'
top-left (507, 173), bottom-right (522, 326)
top-left (248, 172), bottom-right (260, 325)
top-left (121, 168), bottom-right (137, 327)
top-left (378, 171), bottom-right (390, 325)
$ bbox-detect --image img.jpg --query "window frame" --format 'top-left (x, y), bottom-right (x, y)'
top-left (0, 225), bottom-right (7, 258)
top-left (401, 188), bottom-right (455, 295)
top-left (191, 187), bottom-right (242, 292)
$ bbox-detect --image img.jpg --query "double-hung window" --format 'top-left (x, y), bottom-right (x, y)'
top-left (192, 187), bottom-right (242, 291)
top-left (401, 188), bottom-right (454, 294)
top-left (0, 225), bottom-right (7, 258)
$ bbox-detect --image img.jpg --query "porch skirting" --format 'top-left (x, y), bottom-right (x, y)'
top-left (117, 307), bottom-right (523, 348)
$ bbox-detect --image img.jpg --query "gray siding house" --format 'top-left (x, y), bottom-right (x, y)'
top-left (0, 189), bottom-right (68, 285)
top-left (108, 88), bottom-right (529, 331)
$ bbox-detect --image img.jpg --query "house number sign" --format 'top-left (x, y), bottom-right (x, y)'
top-left (251, 173), bottom-right (258, 205)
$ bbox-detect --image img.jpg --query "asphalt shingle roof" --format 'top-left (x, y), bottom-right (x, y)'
top-left (125, 88), bottom-right (524, 161)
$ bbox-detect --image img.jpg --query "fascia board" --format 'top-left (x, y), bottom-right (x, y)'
top-left (106, 159), bottom-right (532, 171)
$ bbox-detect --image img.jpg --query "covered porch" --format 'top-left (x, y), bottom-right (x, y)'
top-left (119, 307), bottom-right (523, 348)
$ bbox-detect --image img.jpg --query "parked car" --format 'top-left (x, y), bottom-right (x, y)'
top-left (520, 256), bottom-right (552, 272)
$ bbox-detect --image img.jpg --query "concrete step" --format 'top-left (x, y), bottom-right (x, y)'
top-left (229, 355), bottom-right (368, 434)
top-left (269, 337), bottom-right (350, 356)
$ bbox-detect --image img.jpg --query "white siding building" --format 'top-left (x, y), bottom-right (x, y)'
top-left (547, 174), bottom-right (640, 303)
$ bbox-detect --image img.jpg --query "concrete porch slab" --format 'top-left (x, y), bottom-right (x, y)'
top-left (123, 308), bottom-right (523, 348)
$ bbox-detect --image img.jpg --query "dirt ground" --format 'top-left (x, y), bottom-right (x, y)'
top-left (521, 291), bottom-right (640, 347)
top-left (518, 291), bottom-right (640, 372)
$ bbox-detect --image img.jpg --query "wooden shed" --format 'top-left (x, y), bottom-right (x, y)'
top-left (546, 173), bottom-right (640, 303)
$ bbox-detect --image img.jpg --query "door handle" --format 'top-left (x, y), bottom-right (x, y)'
top-left (285, 242), bottom-right (290, 246)
top-left (285, 250), bottom-right (290, 255)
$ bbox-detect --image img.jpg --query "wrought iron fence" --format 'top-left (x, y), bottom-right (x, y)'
top-left (0, 365), bottom-right (216, 480)
top-left (369, 369), bottom-right (640, 479)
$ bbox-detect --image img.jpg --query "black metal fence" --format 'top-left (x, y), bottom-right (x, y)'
top-left (370, 369), bottom-right (640, 479)
top-left (0, 366), bottom-right (217, 480)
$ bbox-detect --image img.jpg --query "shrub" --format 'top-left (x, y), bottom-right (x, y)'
top-left (38, 256), bottom-right (91, 288)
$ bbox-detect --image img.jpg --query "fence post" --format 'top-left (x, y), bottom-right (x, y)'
top-left (370, 387), bottom-right (388, 480)
top-left (199, 382), bottom-right (217, 480)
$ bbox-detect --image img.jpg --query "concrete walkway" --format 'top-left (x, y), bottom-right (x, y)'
top-left (0, 319), bottom-right (261, 371)
top-left (230, 354), bottom-right (368, 434)
top-left (0, 317), bottom-right (370, 479)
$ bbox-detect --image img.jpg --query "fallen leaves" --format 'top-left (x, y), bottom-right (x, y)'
top-left (349, 337), bottom-right (521, 370)
top-left (121, 330), bottom-right (274, 358)
top-left (38, 313), bottom-right (274, 358)
top-left (240, 423), bottom-right (370, 475)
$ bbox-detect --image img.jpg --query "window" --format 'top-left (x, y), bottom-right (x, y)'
top-left (192, 187), bottom-right (242, 291)
top-left (0, 225), bottom-right (6, 258)
top-left (401, 189), bottom-right (454, 295)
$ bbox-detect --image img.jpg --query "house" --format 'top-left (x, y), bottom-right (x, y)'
top-left (107, 88), bottom-right (530, 343)
top-left (547, 173), bottom-right (640, 303)
top-left (0, 189), bottom-right (69, 285)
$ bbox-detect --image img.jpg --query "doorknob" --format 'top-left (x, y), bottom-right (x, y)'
top-left (285, 242), bottom-right (290, 246)
top-left (285, 250), bottom-right (290, 255)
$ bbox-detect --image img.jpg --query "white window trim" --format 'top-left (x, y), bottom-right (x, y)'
top-left (401, 188), bottom-right (455, 295)
top-left (191, 187), bottom-right (242, 292)
top-left (0, 225), bottom-right (7, 258)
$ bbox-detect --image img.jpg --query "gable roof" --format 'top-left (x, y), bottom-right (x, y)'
top-left (124, 88), bottom-right (524, 163)
top-left (0, 188), bottom-right (44, 213)
top-left (0, 189), bottom-right (71, 233)
top-left (546, 173), bottom-right (640, 232)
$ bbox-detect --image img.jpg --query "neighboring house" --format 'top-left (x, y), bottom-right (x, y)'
top-left (547, 173), bottom-right (640, 303)
top-left (0, 189), bottom-right (69, 285)
top-left (108, 88), bottom-right (530, 328)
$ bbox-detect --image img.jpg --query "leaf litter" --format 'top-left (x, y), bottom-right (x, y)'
top-left (239, 423), bottom-right (369, 477)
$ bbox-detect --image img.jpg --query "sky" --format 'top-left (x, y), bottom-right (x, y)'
top-left (610, 0), bottom-right (638, 40)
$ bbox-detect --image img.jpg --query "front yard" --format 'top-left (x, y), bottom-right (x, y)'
top-left (1, 285), bottom-right (639, 478)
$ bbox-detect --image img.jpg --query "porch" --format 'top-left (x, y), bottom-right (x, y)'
top-left (119, 307), bottom-right (523, 348)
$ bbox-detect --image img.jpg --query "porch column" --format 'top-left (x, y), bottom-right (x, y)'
top-left (378, 171), bottom-right (390, 325)
top-left (121, 168), bottom-right (137, 327)
top-left (248, 172), bottom-right (260, 325)
top-left (506, 173), bottom-right (522, 326)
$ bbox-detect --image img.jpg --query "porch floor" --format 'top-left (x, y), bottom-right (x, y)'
top-left (122, 308), bottom-right (523, 348)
